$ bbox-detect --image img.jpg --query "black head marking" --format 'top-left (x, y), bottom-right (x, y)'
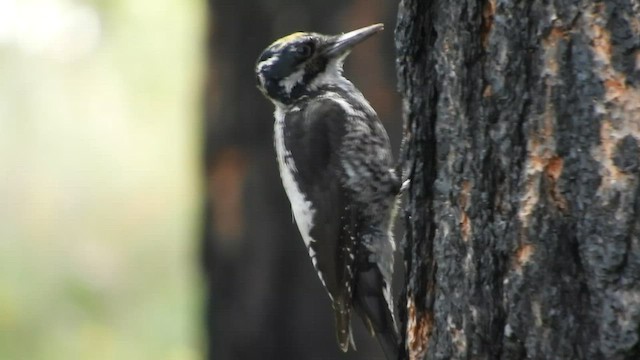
top-left (255, 33), bottom-right (329, 104)
top-left (256, 24), bottom-right (384, 106)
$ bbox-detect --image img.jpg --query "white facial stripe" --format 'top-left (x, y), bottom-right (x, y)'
top-left (309, 59), bottom-right (353, 95)
top-left (279, 67), bottom-right (305, 93)
top-left (257, 54), bottom-right (279, 73)
top-left (257, 32), bottom-right (307, 75)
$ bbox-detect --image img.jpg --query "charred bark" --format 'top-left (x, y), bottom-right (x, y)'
top-left (396, 1), bottom-right (640, 359)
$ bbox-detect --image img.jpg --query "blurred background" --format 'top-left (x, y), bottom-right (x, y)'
top-left (0, 0), bottom-right (203, 358)
top-left (0, 0), bottom-right (400, 359)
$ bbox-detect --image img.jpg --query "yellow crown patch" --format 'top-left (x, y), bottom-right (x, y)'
top-left (270, 32), bottom-right (307, 49)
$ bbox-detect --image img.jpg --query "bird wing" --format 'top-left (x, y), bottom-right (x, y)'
top-left (283, 98), bottom-right (358, 350)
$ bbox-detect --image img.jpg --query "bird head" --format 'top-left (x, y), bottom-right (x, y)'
top-left (255, 23), bottom-right (384, 106)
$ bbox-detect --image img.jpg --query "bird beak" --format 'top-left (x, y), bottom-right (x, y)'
top-left (323, 23), bottom-right (384, 58)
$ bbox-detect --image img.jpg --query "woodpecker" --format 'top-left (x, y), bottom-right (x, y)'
top-left (255, 24), bottom-right (400, 359)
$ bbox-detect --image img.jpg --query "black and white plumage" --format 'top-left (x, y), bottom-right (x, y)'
top-left (256, 24), bottom-right (400, 359)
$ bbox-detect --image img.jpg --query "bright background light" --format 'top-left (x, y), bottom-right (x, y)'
top-left (0, 0), bottom-right (204, 359)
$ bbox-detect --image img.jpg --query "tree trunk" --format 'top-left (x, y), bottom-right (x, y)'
top-left (395, 1), bottom-right (640, 359)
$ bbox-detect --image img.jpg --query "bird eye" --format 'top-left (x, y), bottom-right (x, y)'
top-left (296, 43), bottom-right (314, 59)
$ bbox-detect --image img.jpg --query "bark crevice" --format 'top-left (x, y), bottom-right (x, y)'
top-left (395, 1), bottom-right (640, 359)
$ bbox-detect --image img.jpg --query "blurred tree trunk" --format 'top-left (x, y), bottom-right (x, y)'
top-left (395, 1), bottom-right (640, 359)
top-left (202, 1), bottom-right (400, 359)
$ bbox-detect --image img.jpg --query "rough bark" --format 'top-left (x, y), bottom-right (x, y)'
top-left (395, 1), bottom-right (640, 359)
top-left (202, 1), bottom-right (400, 359)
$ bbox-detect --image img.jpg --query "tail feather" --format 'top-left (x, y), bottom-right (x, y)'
top-left (376, 326), bottom-right (400, 360)
top-left (334, 301), bottom-right (354, 352)
top-left (354, 266), bottom-right (400, 360)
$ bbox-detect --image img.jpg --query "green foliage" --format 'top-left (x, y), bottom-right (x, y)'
top-left (0, 0), bottom-right (204, 358)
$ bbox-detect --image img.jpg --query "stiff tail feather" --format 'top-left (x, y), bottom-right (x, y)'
top-left (334, 300), bottom-right (355, 352)
top-left (354, 266), bottom-right (400, 360)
